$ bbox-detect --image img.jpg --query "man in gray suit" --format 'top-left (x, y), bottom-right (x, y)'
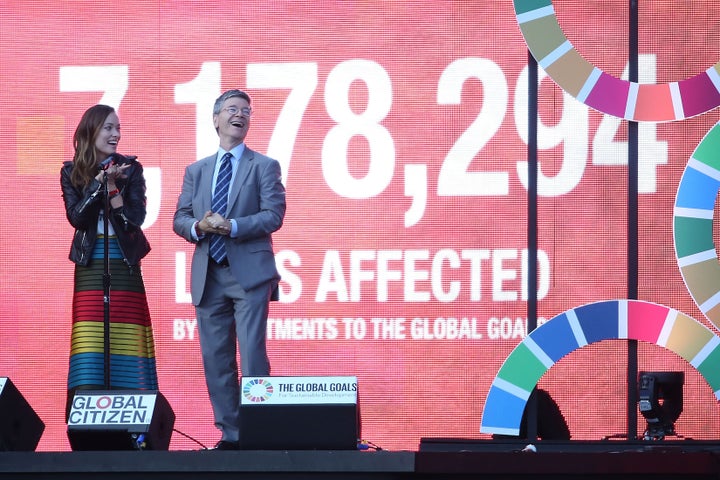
top-left (173, 89), bottom-right (286, 450)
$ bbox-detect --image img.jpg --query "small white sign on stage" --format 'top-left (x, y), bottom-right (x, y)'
top-left (68, 391), bottom-right (158, 428)
top-left (241, 375), bottom-right (358, 406)
top-left (66, 390), bottom-right (175, 451)
top-left (239, 376), bottom-right (360, 450)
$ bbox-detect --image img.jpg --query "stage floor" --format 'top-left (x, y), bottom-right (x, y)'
top-left (3, 440), bottom-right (720, 480)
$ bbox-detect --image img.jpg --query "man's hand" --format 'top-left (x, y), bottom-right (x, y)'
top-left (198, 210), bottom-right (230, 235)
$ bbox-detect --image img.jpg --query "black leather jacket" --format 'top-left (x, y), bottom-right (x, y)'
top-left (61, 154), bottom-right (151, 267)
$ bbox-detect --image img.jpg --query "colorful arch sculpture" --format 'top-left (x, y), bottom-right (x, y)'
top-left (513, 0), bottom-right (720, 122)
top-left (674, 121), bottom-right (720, 330)
top-left (480, 299), bottom-right (720, 436)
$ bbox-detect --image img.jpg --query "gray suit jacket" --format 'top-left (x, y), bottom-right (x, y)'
top-left (173, 147), bottom-right (286, 305)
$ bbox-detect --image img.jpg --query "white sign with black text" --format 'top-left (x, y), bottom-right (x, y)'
top-left (68, 392), bottom-right (158, 428)
top-left (241, 376), bottom-right (358, 405)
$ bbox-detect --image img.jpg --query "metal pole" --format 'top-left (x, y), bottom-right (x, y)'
top-left (526, 48), bottom-right (539, 441)
top-left (627, 0), bottom-right (640, 441)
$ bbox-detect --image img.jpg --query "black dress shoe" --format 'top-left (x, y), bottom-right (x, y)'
top-left (212, 440), bottom-right (240, 450)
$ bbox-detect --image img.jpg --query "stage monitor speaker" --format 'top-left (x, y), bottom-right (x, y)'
top-left (0, 377), bottom-right (45, 451)
top-left (239, 376), bottom-right (359, 450)
top-left (67, 390), bottom-right (175, 450)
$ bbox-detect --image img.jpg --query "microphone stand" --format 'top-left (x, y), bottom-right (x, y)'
top-left (101, 169), bottom-right (112, 390)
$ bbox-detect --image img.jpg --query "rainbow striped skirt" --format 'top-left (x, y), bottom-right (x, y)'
top-left (66, 236), bottom-right (158, 413)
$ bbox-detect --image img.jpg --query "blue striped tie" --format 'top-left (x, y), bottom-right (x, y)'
top-left (209, 152), bottom-right (233, 263)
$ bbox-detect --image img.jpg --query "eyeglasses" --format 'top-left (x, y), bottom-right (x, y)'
top-left (223, 106), bottom-right (252, 117)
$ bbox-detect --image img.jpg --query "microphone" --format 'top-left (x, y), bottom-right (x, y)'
top-left (98, 155), bottom-right (114, 171)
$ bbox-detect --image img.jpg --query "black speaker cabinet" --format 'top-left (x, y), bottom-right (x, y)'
top-left (0, 377), bottom-right (45, 451)
top-left (67, 390), bottom-right (175, 450)
top-left (239, 376), bottom-right (359, 450)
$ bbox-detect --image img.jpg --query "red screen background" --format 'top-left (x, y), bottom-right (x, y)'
top-left (1, 0), bottom-right (719, 451)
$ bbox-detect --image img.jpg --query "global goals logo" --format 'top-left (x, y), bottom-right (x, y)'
top-left (242, 378), bottom-right (274, 403)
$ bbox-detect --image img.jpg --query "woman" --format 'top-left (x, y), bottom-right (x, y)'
top-left (60, 104), bottom-right (157, 418)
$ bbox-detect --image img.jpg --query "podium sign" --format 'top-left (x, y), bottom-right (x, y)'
top-left (0, 377), bottom-right (45, 451)
top-left (239, 376), bottom-right (359, 450)
top-left (67, 390), bottom-right (174, 450)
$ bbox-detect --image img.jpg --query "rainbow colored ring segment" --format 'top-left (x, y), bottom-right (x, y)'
top-left (513, 0), bottom-right (720, 122)
top-left (242, 377), bottom-right (275, 402)
top-left (674, 121), bottom-right (720, 330)
top-left (480, 299), bottom-right (720, 436)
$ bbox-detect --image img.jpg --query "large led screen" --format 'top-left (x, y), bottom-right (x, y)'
top-left (1, 0), bottom-right (719, 451)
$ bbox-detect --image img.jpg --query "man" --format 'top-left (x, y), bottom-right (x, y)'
top-left (173, 89), bottom-right (286, 450)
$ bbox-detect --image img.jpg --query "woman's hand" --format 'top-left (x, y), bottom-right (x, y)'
top-left (95, 162), bottom-right (131, 187)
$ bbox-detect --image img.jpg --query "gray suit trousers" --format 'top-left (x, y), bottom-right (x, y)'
top-left (195, 261), bottom-right (273, 442)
